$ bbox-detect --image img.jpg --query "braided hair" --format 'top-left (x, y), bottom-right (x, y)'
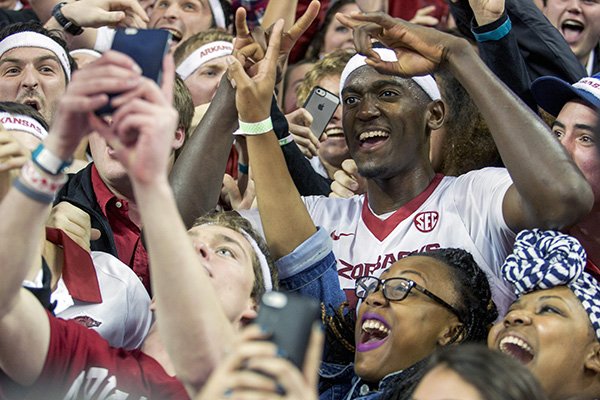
top-left (417, 248), bottom-right (498, 343)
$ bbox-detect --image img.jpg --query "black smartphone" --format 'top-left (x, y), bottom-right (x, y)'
top-left (95, 28), bottom-right (172, 116)
top-left (302, 85), bottom-right (340, 140)
top-left (255, 291), bottom-right (321, 368)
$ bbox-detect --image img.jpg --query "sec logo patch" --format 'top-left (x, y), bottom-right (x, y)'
top-left (413, 211), bottom-right (439, 232)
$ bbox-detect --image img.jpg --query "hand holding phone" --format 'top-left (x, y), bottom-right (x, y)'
top-left (95, 28), bottom-right (171, 116)
top-left (255, 291), bottom-right (321, 368)
top-left (302, 86), bottom-right (340, 140)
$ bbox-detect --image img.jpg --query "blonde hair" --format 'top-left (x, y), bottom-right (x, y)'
top-left (296, 49), bottom-right (354, 107)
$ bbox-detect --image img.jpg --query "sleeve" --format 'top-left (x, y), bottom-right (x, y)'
top-left (270, 94), bottom-right (332, 196)
top-left (94, 26), bottom-right (116, 52)
top-left (277, 227), bottom-right (346, 312)
top-left (121, 270), bottom-right (152, 351)
top-left (451, 168), bottom-right (516, 278)
top-left (449, 0), bottom-right (586, 104)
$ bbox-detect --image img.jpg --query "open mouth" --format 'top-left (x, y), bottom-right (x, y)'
top-left (23, 99), bottom-right (40, 112)
top-left (357, 129), bottom-right (390, 150)
top-left (498, 335), bottom-right (534, 364)
top-left (161, 28), bottom-right (182, 44)
top-left (325, 127), bottom-right (344, 138)
top-left (561, 20), bottom-right (584, 44)
top-left (357, 314), bottom-right (390, 352)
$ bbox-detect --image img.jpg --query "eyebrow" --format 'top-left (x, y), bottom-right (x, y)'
top-left (538, 295), bottom-right (572, 311)
top-left (0, 55), bottom-right (61, 67)
top-left (342, 78), bottom-right (405, 96)
top-left (396, 269), bottom-right (428, 284)
top-left (552, 120), bottom-right (596, 132)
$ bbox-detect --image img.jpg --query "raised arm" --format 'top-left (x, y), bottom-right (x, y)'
top-left (102, 53), bottom-right (236, 392)
top-left (338, 13), bottom-right (594, 231)
top-left (0, 52), bottom-right (140, 385)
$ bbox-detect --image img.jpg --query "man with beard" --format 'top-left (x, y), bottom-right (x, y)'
top-left (0, 21), bottom-right (76, 124)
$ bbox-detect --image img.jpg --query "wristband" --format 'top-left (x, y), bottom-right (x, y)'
top-left (238, 163), bottom-right (249, 175)
top-left (52, 1), bottom-right (84, 36)
top-left (32, 143), bottom-right (72, 176)
top-left (237, 117), bottom-right (273, 136)
top-left (21, 160), bottom-right (68, 195)
top-left (278, 134), bottom-right (294, 146)
top-left (13, 178), bottom-right (55, 204)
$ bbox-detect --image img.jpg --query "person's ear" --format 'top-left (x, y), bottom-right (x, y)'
top-left (425, 100), bottom-right (445, 131)
top-left (437, 321), bottom-right (465, 346)
top-left (172, 126), bottom-right (186, 150)
top-left (584, 342), bottom-right (600, 373)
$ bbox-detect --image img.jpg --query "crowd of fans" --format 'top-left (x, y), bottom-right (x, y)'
top-left (0, 0), bottom-right (598, 399)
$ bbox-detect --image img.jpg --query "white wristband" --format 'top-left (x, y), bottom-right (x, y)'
top-left (236, 117), bottom-right (273, 136)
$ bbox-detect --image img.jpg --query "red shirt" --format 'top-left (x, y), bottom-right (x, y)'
top-left (0, 313), bottom-right (187, 399)
top-left (91, 165), bottom-right (151, 295)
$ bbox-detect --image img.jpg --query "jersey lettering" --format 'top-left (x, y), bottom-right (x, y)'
top-left (64, 367), bottom-right (148, 400)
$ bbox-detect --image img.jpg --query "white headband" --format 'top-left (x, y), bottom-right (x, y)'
top-left (69, 49), bottom-right (101, 59)
top-left (176, 41), bottom-right (232, 80)
top-left (0, 112), bottom-right (47, 140)
top-left (340, 47), bottom-right (441, 102)
top-left (208, 0), bottom-right (226, 29)
top-left (0, 32), bottom-right (71, 80)
top-left (241, 230), bottom-right (273, 292)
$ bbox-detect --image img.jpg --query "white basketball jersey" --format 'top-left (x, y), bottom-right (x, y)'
top-left (303, 168), bottom-right (516, 315)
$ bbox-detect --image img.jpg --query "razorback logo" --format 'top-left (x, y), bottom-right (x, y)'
top-left (72, 315), bottom-right (102, 328)
top-left (413, 211), bottom-right (439, 233)
top-left (330, 230), bottom-right (355, 240)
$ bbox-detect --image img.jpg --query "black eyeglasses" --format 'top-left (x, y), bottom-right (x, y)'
top-left (355, 276), bottom-right (463, 321)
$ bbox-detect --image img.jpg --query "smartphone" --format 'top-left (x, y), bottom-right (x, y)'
top-left (255, 291), bottom-right (321, 368)
top-left (95, 28), bottom-right (172, 116)
top-left (302, 86), bottom-right (340, 140)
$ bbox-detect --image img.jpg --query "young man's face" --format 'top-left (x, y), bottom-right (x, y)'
top-left (150, 0), bottom-right (214, 50)
top-left (341, 66), bottom-right (434, 180)
top-left (187, 224), bottom-right (257, 323)
top-left (543, 0), bottom-right (600, 64)
top-left (183, 55), bottom-right (228, 107)
top-left (551, 100), bottom-right (600, 201)
top-left (0, 47), bottom-right (67, 123)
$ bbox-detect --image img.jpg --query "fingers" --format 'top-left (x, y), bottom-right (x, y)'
top-left (286, 0), bottom-right (321, 42)
top-left (261, 19), bottom-right (284, 75)
top-left (303, 323), bottom-right (324, 388)
top-left (235, 7), bottom-right (250, 38)
top-left (330, 163), bottom-right (360, 198)
top-left (47, 202), bottom-right (93, 251)
top-left (410, 6), bottom-right (439, 26)
top-left (286, 107), bottom-right (313, 126)
top-left (226, 55), bottom-right (253, 91)
top-left (348, 11), bottom-right (400, 30)
top-left (90, 228), bottom-right (101, 241)
top-left (161, 53), bottom-right (176, 104)
top-left (289, 127), bottom-right (319, 158)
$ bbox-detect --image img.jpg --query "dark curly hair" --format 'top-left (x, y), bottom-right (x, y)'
top-left (415, 248), bottom-right (498, 343)
top-left (0, 21), bottom-right (77, 82)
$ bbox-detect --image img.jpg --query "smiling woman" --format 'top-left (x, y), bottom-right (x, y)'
top-left (488, 229), bottom-right (600, 400)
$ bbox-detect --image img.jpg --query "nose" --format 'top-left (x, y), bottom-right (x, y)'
top-left (503, 309), bottom-right (532, 327)
top-left (163, 3), bottom-right (180, 20)
top-left (565, 0), bottom-right (582, 13)
top-left (364, 286), bottom-right (388, 307)
top-left (21, 65), bottom-right (39, 89)
top-left (559, 134), bottom-right (575, 156)
top-left (331, 103), bottom-right (342, 123)
top-left (356, 96), bottom-right (381, 121)
top-left (195, 241), bottom-right (211, 261)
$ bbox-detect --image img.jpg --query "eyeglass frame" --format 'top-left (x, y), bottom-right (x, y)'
top-left (355, 275), bottom-right (463, 322)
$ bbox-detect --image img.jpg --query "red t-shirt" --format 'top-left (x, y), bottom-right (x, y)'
top-left (1, 313), bottom-right (187, 399)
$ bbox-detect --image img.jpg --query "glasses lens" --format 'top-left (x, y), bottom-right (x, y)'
top-left (356, 276), bottom-right (379, 298)
top-left (384, 278), bottom-right (411, 301)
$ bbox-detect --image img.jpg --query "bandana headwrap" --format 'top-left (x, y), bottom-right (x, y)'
top-left (208, 0), bottom-right (226, 29)
top-left (0, 32), bottom-right (71, 80)
top-left (339, 46), bottom-right (441, 103)
top-left (502, 229), bottom-right (600, 340)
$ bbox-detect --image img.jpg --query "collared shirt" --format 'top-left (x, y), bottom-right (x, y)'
top-left (91, 165), bottom-right (151, 294)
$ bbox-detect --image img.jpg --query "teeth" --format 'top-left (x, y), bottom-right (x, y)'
top-left (562, 20), bottom-right (584, 29)
top-left (361, 319), bottom-right (390, 334)
top-left (359, 130), bottom-right (389, 141)
top-left (499, 336), bottom-right (533, 354)
top-left (325, 128), bottom-right (344, 136)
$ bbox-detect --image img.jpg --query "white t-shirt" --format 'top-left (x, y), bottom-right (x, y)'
top-left (52, 251), bottom-right (152, 350)
top-left (94, 26), bottom-right (116, 53)
top-left (301, 167), bottom-right (516, 315)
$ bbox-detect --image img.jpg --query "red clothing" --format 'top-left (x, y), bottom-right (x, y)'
top-left (1, 313), bottom-right (187, 399)
top-left (91, 165), bottom-right (150, 294)
top-left (388, 0), bottom-right (449, 25)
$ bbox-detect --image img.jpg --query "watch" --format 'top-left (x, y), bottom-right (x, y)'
top-left (52, 2), bottom-right (84, 36)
